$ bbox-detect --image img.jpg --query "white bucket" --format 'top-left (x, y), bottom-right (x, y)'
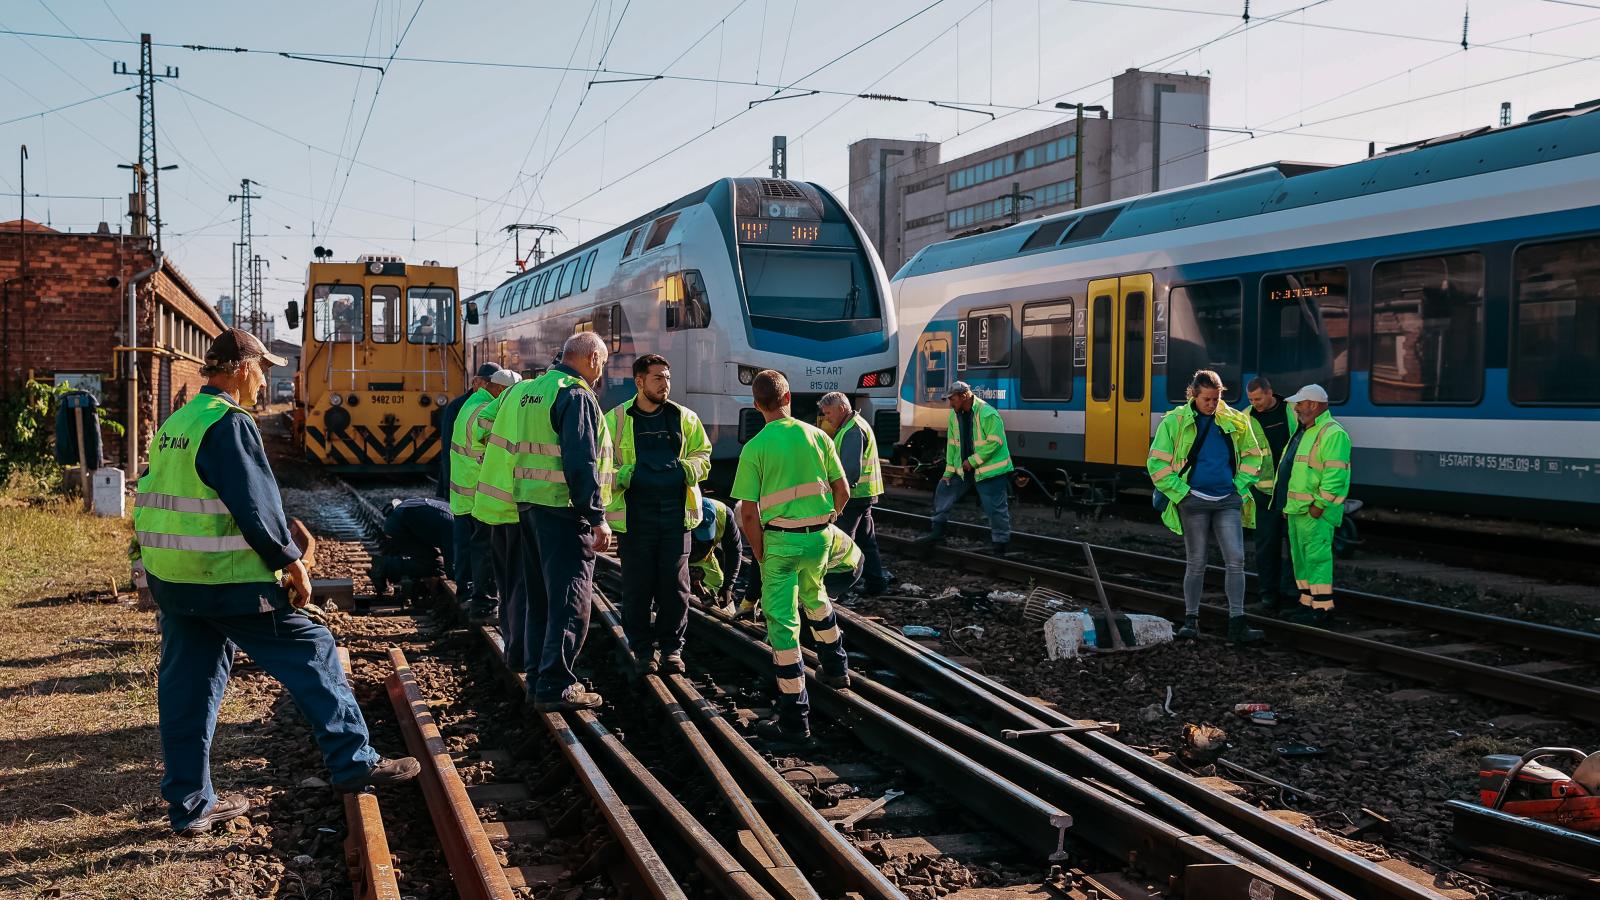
top-left (92, 467), bottom-right (126, 517)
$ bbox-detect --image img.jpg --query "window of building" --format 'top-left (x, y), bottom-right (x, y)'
top-left (1166, 280), bottom-right (1242, 401)
top-left (407, 287), bottom-right (456, 344)
top-left (1511, 236), bottom-right (1600, 404)
top-left (371, 284), bottom-right (402, 343)
top-left (312, 284), bottom-right (363, 342)
top-left (1258, 267), bottom-right (1350, 402)
top-left (1020, 301), bottom-right (1074, 400)
top-left (644, 213), bottom-right (679, 251)
top-left (946, 135), bottom-right (1078, 193)
top-left (1370, 252), bottom-right (1484, 404)
top-left (957, 306), bottom-right (1011, 370)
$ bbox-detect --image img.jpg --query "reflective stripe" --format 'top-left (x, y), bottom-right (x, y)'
top-left (1307, 597), bottom-right (1335, 611)
top-left (1296, 579), bottom-right (1310, 589)
top-left (767, 512), bottom-right (833, 528)
top-left (488, 433), bottom-right (562, 456)
top-left (450, 441), bottom-right (473, 457)
top-left (811, 625), bottom-right (841, 643)
top-left (1323, 459), bottom-right (1350, 470)
top-left (803, 602), bottom-right (835, 622)
top-left (772, 647), bottom-right (802, 666)
top-left (1241, 448), bottom-right (1267, 458)
top-left (760, 481), bottom-right (826, 507)
top-left (1147, 448), bottom-right (1174, 462)
top-left (477, 482), bottom-right (516, 503)
top-left (1256, 477), bottom-right (1276, 489)
top-left (596, 470), bottom-right (615, 486)
top-left (1287, 491), bottom-right (1315, 502)
top-left (1239, 464), bottom-right (1261, 476)
top-left (1309, 584), bottom-right (1333, 595)
top-left (134, 492), bottom-right (231, 515)
top-left (604, 510), bottom-right (626, 524)
top-left (974, 458), bottom-right (1010, 476)
top-left (1317, 489), bottom-right (1346, 505)
top-left (513, 467), bottom-right (567, 483)
top-left (135, 531), bottom-right (253, 552)
top-left (1150, 464), bottom-right (1177, 482)
top-left (777, 676), bottom-right (805, 694)
top-left (450, 481), bottom-right (478, 497)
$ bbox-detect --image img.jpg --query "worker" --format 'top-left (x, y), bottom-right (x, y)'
top-left (924, 382), bottom-right (1013, 556)
top-left (817, 392), bottom-right (891, 596)
top-left (689, 497), bottom-right (743, 613)
top-left (468, 369), bottom-right (530, 667)
top-left (1245, 375), bottom-right (1298, 612)
top-left (133, 328), bottom-right (418, 836)
top-left (476, 332), bottom-right (615, 712)
top-left (444, 365), bottom-right (518, 621)
top-left (1277, 384), bottom-right (1352, 625)
top-left (732, 369), bottom-right (852, 746)
top-left (820, 522), bottom-right (864, 601)
top-left (369, 497), bottom-right (454, 605)
top-left (604, 354), bottom-right (712, 677)
top-left (1148, 369), bottom-right (1266, 643)
top-left (438, 363), bottom-right (501, 500)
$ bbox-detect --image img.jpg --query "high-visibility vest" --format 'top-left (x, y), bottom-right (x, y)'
top-left (1283, 411), bottom-right (1352, 526)
top-left (690, 497), bottom-right (732, 592)
top-left (468, 391), bottom-right (511, 524)
top-left (738, 418), bottom-right (839, 528)
top-left (603, 397), bottom-right (712, 533)
top-left (943, 396), bottom-right (1014, 482)
top-left (1247, 398), bottom-right (1300, 492)
top-left (1146, 401), bottom-right (1265, 536)
top-left (132, 392), bottom-right (279, 585)
top-left (475, 370), bottom-right (615, 522)
top-left (447, 387), bottom-right (495, 515)
top-left (833, 413), bottom-right (883, 499)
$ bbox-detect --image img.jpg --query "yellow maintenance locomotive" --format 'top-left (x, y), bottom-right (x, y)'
top-left (287, 254), bottom-right (466, 471)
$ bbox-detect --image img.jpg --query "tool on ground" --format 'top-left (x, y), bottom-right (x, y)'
top-left (1335, 808), bottom-right (1392, 839)
top-left (1021, 586), bottom-right (1073, 628)
top-left (1002, 722), bottom-right (1120, 740)
top-left (1216, 758), bottom-right (1327, 804)
top-left (1476, 746), bottom-right (1600, 833)
top-left (1080, 544), bottom-right (1126, 650)
top-left (833, 789), bottom-right (904, 831)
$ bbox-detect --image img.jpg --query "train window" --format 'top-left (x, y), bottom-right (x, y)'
top-left (1258, 267), bottom-right (1349, 402)
top-left (609, 303), bottom-right (623, 352)
top-left (1166, 280), bottom-right (1242, 402)
top-left (518, 277), bottom-right (538, 312)
top-left (1512, 236), bottom-right (1600, 404)
top-left (407, 287), bottom-right (456, 344)
top-left (371, 285), bottom-right (402, 343)
top-left (580, 249), bottom-right (599, 291)
top-left (1020, 218), bottom-right (1075, 252)
top-left (958, 307), bottom-right (1011, 370)
top-left (644, 214), bottom-right (679, 251)
top-left (1062, 207), bottom-right (1122, 245)
top-left (312, 284), bottom-right (364, 342)
top-left (743, 247), bottom-right (880, 325)
top-left (543, 270), bottom-right (561, 305)
top-left (1090, 294), bottom-right (1112, 402)
top-left (489, 284), bottom-right (512, 318)
top-left (1124, 292), bottom-right (1147, 402)
top-left (1370, 252), bottom-right (1484, 405)
top-left (558, 260), bottom-right (579, 298)
top-left (1020, 301), bottom-right (1074, 400)
top-left (665, 271), bottom-right (711, 331)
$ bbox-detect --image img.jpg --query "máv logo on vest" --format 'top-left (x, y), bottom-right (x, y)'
top-left (158, 434), bottom-right (192, 451)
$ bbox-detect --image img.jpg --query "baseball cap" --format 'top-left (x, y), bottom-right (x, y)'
top-left (944, 380), bottom-right (973, 399)
top-left (206, 327), bottom-right (286, 368)
top-left (489, 369), bottom-right (522, 387)
top-left (1284, 384), bottom-right (1330, 404)
top-left (475, 362), bottom-right (504, 379)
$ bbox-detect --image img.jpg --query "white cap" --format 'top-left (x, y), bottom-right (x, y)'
top-left (490, 369), bottom-right (522, 387)
top-left (1284, 383), bottom-right (1329, 404)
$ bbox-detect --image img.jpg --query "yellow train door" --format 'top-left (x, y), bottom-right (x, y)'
top-left (1084, 273), bottom-right (1154, 467)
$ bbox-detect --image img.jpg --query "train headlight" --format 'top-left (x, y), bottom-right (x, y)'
top-left (858, 367), bottom-right (896, 389)
top-left (738, 365), bottom-right (760, 386)
top-left (435, 394), bottom-right (449, 408)
top-left (347, 394), bottom-right (360, 407)
top-left (419, 394), bottom-right (433, 407)
top-left (328, 393), bottom-right (342, 407)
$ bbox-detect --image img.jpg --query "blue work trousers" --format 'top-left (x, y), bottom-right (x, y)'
top-left (156, 602), bottom-right (377, 831)
top-left (931, 473), bottom-right (1012, 544)
top-left (490, 522), bottom-right (528, 671)
top-left (836, 497), bottom-right (889, 593)
top-left (520, 507), bottom-right (598, 701)
top-left (1249, 487), bottom-right (1296, 603)
top-left (453, 514), bottom-right (497, 605)
top-left (619, 523), bottom-right (691, 659)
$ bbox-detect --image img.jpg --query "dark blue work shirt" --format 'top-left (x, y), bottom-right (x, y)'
top-left (520, 363), bottom-right (607, 529)
top-left (1188, 412), bottom-right (1235, 499)
top-left (383, 497), bottom-right (454, 557)
top-left (147, 386), bottom-right (303, 617)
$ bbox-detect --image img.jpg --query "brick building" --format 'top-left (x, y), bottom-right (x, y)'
top-left (0, 220), bottom-right (226, 473)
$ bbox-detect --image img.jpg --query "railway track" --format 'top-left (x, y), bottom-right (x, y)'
top-left (873, 506), bottom-right (1600, 725)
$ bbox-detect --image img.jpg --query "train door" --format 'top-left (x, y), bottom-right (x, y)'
top-left (1084, 274), bottom-right (1153, 467)
top-left (918, 333), bottom-right (951, 405)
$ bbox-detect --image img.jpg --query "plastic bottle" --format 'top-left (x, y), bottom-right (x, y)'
top-left (901, 625), bottom-right (941, 638)
top-left (1078, 611), bottom-right (1097, 648)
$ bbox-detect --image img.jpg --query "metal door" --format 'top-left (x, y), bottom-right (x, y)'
top-left (1083, 274), bottom-right (1154, 466)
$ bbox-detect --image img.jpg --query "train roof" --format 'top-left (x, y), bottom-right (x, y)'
top-left (895, 98), bottom-right (1600, 280)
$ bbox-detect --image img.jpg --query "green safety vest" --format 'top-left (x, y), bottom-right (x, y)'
top-left (1282, 411), bottom-right (1352, 526)
top-left (738, 418), bottom-right (840, 528)
top-left (1146, 401), bottom-right (1265, 536)
top-left (132, 392), bottom-right (279, 585)
top-left (1247, 398), bottom-right (1300, 493)
top-left (448, 388), bottom-right (495, 515)
top-left (944, 396), bottom-right (1014, 482)
top-left (833, 413), bottom-right (884, 499)
top-left (468, 391), bottom-right (510, 524)
top-left (603, 397), bottom-right (712, 533)
top-left (474, 370), bottom-right (615, 523)
top-left (690, 498), bottom-right (733, 592)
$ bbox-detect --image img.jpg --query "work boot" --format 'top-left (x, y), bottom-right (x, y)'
top-left (752, 717), bottom-right (812, 747)
top-left (660, 652), bottom-right (685, 674)
top-left (1175, 614), bottom-right (1200, 640)
top-left (819, 671), bottom-right (852, 689)
top-left (176, 794), bottom-right (250, 836)
top-left (633, 651), bottom-right (660, 679)
top-left (336, 756), bottom-right (422, 793)
top-left (991, 542), bottom-right (1009, 558)
top-left (1228, 616), bottom-right (1264, 644)
top-left (535, 684), bottom-right (604, 712)
top-left (466, 599), bottom-right (498, 625)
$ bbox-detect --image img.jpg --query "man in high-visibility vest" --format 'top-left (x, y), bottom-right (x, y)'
top-left (925, 381), bottom-right (1014, 556)
top-left (134, 329), bottom-right (418, 836)
top-left (468, 369), bottom-right (529, 657)
top-left (1276, 384), bottom-right (1352, 625)
top-left (604, 354), bottom-right (712, 677)
top-left (818, 392), bottom-right (890, 597)
top-left (689, 497), bottom-right (742, 612)
top-left (732, 370), bottom-right (852, 745)
top-left (476, 332), bottom-right (616, 711)
top-left (447, 366), bottom-right (519, 621)
top-left (1245, 375), bottom-right (1298, 612)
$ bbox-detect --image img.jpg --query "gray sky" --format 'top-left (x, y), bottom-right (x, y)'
top-left (3, 0), bottom-right (1597, 335)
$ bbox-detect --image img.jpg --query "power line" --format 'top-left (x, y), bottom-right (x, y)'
top-left (0, 85), bottom-right (136, 128)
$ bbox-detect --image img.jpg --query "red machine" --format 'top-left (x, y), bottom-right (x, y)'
top-left (1478, 747), bottom-right (1600, 833)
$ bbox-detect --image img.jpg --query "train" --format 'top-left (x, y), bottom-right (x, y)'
top-left (286, 255), bottom-right (466, 472)
top-left (464, 177), bottom-right (900, 466)
top-left (892, 100), bottom-right (1600, 523)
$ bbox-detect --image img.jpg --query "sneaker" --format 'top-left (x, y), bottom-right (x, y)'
top-left (176, 794), bottom-right (250, 836)
top-left (819, 671), bottom-right (852, 689)
top-left (659, 652), bottom-right (685, 674)
top-left (335, 757), bottom-right (421, 793)
top-left (753, 717), bottom-right (812, 747)
top-left (1175, 614), bottom-right (1200, 640)
top-left (535, 684), bottom-right (604, 712)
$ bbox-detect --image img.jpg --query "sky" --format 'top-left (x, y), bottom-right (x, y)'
top-left (2, 0), bottom-right (1597, 340)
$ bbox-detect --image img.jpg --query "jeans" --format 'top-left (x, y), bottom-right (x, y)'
top-left (618, 522), bottom-right (691, 658)
top-left (156, 602), bottom-right (378, 830)
top-left (836, 497), bottom-right (889, 592)
top-left (1250, 487), bottom-right (1295, 603)
top-left (931, 474), bottom-right (1011, 544)
top-left (453, 514), bottom-right (498, 605)
top-left (522, 508), bottom-right (598, 701)
top-left (1178, 492), bottom-right (1246, 617)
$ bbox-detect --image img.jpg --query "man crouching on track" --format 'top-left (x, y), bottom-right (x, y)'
top-left (732, 370), bottom-right (853, 746)
top-left (476, 332), bottom-right (615, 712)
top-left (133, 328), bottom-right (419, 836)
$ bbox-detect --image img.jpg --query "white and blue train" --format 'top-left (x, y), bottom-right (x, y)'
top-left (466, 178), bottom-right (900, 467)
top-left (893, 100), bottom-right (1600, 522)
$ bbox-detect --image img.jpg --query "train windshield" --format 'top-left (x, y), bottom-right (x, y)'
top-left (407, 287), bottom-right (456, 344)
top-left (741, 247), bottom-right (880, 335)
top-left (312, 284), bottom-right (364, 342)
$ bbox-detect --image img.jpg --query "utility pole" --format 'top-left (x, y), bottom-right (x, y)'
top-left (229, 179), bottom-right (260, 335)
top-left (1004, 181), bottom-right (1033, 226)
top-left (1499, 101), bottom-right (1512, 127)
top-left (250, 255), bottom-right (268, 341)
top-left (114, 34), bottom-right (178, 250)
top-left (1055, 102), bottom-right (1106, 208)
top-left (771, 136), bottom-right (788, 179)
top-left (502, 223), bottom-right (562, 272)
